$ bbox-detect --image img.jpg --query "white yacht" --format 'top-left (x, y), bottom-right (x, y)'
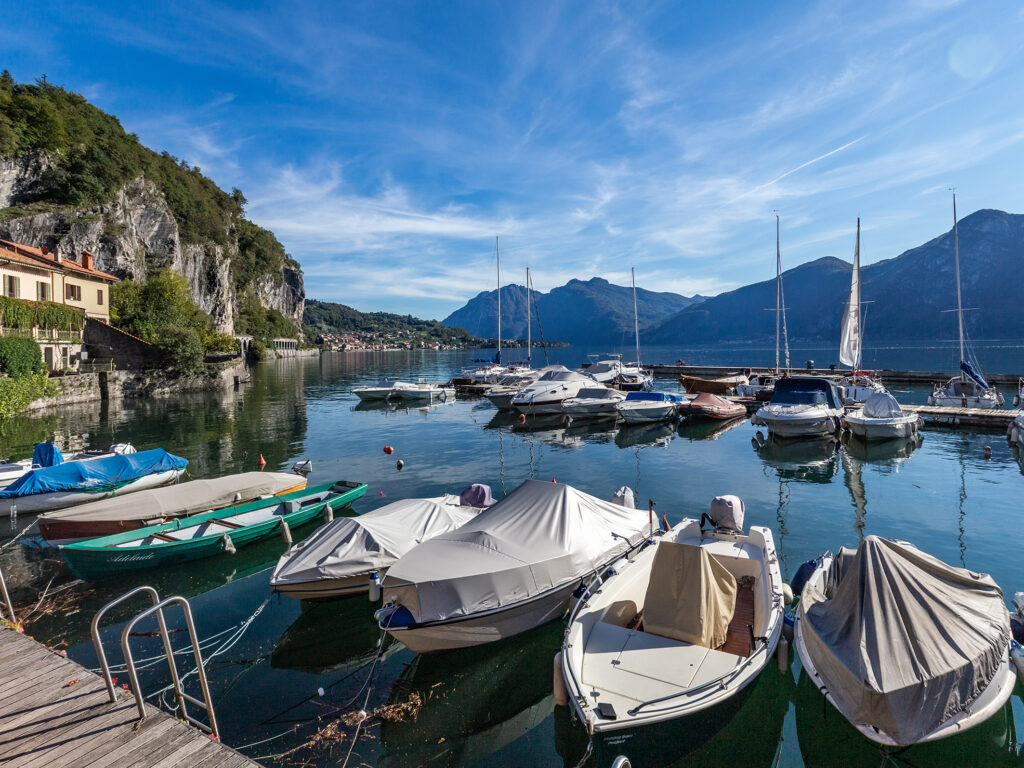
top-left (562, 387), bottom-right (626, 420)
top-left (750, 377), bottom-right (844, 438)
top-left (615, 391), bottom-right (685, 424)
top-left (353, 378), bottom-right (416, 401)
top-left (393, 380), bottom-right (455, 402)
top-left (511, 367), bottom-right (596, 415)
top-left (842, 391), bottom-right (921, 441)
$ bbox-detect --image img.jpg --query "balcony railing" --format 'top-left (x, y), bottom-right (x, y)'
top-left (0, 325), bottom-right (84, 342)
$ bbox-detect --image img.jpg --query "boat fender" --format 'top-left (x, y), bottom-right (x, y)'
top-left (782, 610), bottom-right (795, 642)
top-left (1011, 617), bottom-right (1024, 645)
top-left (1013, 592), bottom-right (1024, 623)
top-left (782, 583), bottom-right (794, 605)
top-left (607, 558), bottom-right (629, 576)
top-left (553, 651), bottom-right (569, 706)
top-left (1011, 641), bottom-right (1024, 687)
top-left (221, 533), bottom-right (236, 555)
top-left (396, 459), bottom-right (404, 471)
top-left (790, 560), bottom-right (818, 598)
top-left (279, 518), bottom-right (293, 547)
top-left (777, 634), bottom-right (789, 673)
top-left (324, 503), bottom-right (334, 524)
top-left (368, 572), bottom-right (381, 602)
top-left (660, 513), bottom-right (670, 532)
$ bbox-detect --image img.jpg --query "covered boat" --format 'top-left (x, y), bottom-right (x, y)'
top-left (562, 497), bottom-right (783, 732)
top-left (680, 392), bottom-right (746, 421)
top-left (270, 486), bottom-right (490, 600)
top-left (842, 391), bottom-right (921, 441)
top-left (750, 377), bottom-right (843, 438)
top-left (37, 471), bottom-right (307, 543)
top-left (678, 373), bottom-right (748, 395)
top-left (511, 367), bottom-right (596, 415)
top-left (375, 479), bottom-right (651, 653)
top-left (794, 536), bottom-right (1015, 746)
top-left (0, 448), bottom-right (187, 518)
top-left (561, 386), bottom-right (625, 420)
top-left (615, 391), bottom-right (685, 423)
top-left (0, 442), bottom-right (135, 491)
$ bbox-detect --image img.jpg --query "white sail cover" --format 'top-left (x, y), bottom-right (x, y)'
top-left (37, 472), bottom-right (303, 525)
top-left (862, 391), bottom-right (904, 419)
top-left (270, 496), bottom-right (482, 586)
top-left (839, 222), bottom-right (861, 368)
top-left (800, 536), bottom-right (1010, 746)
top-left (383, 480), bottom-right (651, 623)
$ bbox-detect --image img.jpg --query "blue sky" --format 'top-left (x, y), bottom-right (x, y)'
top-left (5, 1), bottom-right (1024, 318)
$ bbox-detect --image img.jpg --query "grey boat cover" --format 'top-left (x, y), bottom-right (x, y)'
top-left (862, 392), bottom-right (905, 419)
top-left (382, 479), bottom-right (651, 623)
top-left (37, 472), bottom-right (303, 525)
top-left (270, 496), bottom-right (483, 587)
top-left (800, 536), bottom-right (1010, 745)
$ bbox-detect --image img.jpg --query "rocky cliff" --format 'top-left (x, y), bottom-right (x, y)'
top-left (0, 157), bottom-right (303, 334)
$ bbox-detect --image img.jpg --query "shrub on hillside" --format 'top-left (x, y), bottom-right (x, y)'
top-left (155, 327), bottom-right (205, 375)
top-left (0, 337), bottom-right (46, 378)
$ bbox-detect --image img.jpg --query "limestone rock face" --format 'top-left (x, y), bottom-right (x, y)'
top-left (0, 173), bottom-right (304, 335)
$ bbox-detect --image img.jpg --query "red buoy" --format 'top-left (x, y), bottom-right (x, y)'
top-left (383, 445), bottom-right (394, 455)
top-left (256, 454), bottom-right (266, 470)
top-left (379, 490), bottom-right (385, 497)
top-left (518, 413), bottom-right (526, 423)
top-left (552, 476), bottom-right (557, 483)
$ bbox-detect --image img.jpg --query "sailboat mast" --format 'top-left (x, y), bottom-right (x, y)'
top-left (775, 215), bottom-right (781, 375)
top-left (526, 266), bottom-right (531, 367)
top-left (855, 217), bottom-right (862, 372)
top-left (496, 236), bottom-right (501, 363)
top-left (632, 267), bottom-right (641, 368)
top-left (952, 193), bottom-right (965, 371)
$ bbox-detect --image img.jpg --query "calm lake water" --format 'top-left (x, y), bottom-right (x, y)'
top-left (3, 344), bottom-right (1024, 768)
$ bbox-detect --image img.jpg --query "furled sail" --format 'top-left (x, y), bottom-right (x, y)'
top-left (839, 219), bottom-right (861, 368)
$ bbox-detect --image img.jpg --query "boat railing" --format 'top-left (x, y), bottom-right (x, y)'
top-left (91, 586), bottom-right (220, 739)
top-left (0, 563), bottom-right (15, 624)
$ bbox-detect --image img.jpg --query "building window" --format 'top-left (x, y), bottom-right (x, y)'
top-left (66, 283), bottom-right (82, 301)
top-left (5, 275), bottom-right (19, 298)
top-left (97, 289), bottom-right (104, 305)
top-left (37, 282), bottom-right (51, 302)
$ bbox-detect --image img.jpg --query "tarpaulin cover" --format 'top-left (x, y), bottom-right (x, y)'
top-left (459, 484), bottom-right (494, 508)
top-left (862, 392), bottom-right (905, 419)
top-left (271, 496), bottom-right (483, 586)
top-left (961, 360), bottom-right (990, 390)
top-left (710, 495), bottom-right (744, 532)
top-left (32, 443), bottom-right (63, 468)
top-left (0, 449), bottom-right (187, 499)
top-left (800, 536), bottom-right (1010, 745)
top-left (37, 472), bottom-right (301, 526)
top-left (383, 479), bottom-right (651, 623)
top-left (642, 541), bottom-right (737, 648)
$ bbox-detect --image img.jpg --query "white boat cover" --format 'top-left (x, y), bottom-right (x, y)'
top-left (800, 536), bottom-right (1010, 746)
top-left (862, 392), bottom-right (904, 419)
top-left (271, 495), bottom-right (483, 586)
top-left (37, 472), bottom-right (303, 525)
top-left (382, 479), bottom-right (651, 623)
top-left (642, 541), bottom-right (736, 648)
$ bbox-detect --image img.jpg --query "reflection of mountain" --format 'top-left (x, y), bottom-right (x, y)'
top-left (271, 597), bottom-right (381, 674)
top-left (677, 416), bottom-right (747, 442)
top-left (793, 669), bottom-right (1022, 768)
top-left (381, 622), bottom-right (561, 767)
top-left (616, 422), bottom-right (676, 449)
top-left (754, 435), bottom-right (839, 484)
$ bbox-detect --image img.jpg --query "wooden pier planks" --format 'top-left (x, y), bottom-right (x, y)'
top-left (0, 627), bottom-right (260, 768)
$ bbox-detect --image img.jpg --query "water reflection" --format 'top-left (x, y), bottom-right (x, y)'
top-left (615, 422), bottom-right (675, 450)
top-left (677, 416), bottom-right (747, 442)
top-left (754, 435), bottom-right (839, 484)
top-left (271, 598), bottom-right (382, 674)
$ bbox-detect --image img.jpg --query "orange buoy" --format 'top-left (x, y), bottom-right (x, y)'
top-left (396, 459), bottom-right (404, 471)
top-left (379, 490), bottom-right (386, 497)
top-left (383, 445), bottom-right (394, 455)
top-left (552, 476), bottom-right (557, 483)
top-left (256, 454), bottom-right (266, 470)
top-left (518, 413), bottom-right (526, 423)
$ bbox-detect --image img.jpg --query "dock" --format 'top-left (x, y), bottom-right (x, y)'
top-left (0, 626), bottom-right (260, 768)
top-left (649, 363), bottom-right (1023, 387)
top-left (901, 403), bottom-right (1022, 428)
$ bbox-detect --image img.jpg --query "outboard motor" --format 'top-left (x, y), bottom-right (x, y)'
top-left (110, 443), bottom-right (136, 455)
top-left (460, 483), bottom-right (494, 507)
top-left (291, 459), bottom-right (313, 477)
top-left (700, 495), bottom-right (744, 533)
top-left (611, 486), bottom-right (635, 509)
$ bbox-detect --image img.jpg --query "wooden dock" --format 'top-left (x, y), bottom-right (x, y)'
top-left (649, 363), bottom-right (1022, 387)
top-left (901, 403), bottom-right (1022, 428)
top-left (0, 626), bottom-right (260, 768)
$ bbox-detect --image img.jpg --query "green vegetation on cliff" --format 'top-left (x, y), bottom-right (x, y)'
top-left (303, 299), bottom-right (477, 345)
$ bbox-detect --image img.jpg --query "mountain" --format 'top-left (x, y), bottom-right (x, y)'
top-left (0, 74), bottom-right (302, 336)
top-left (442, 277), bottom-right (704, 345)
top-left (646, 208), bottom-right (1024, 347)
top-left (304, 299), bottom-right (478, 344)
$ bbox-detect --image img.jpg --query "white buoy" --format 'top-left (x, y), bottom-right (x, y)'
top-left (368, 572), bottom-right (382, 602)
top-left (782, 583), bottom-right (794, 604)
top-left (324, 502), bottom-right (334, 524)
top-left (280, 518), bottom-right (292, 547)
top-left (221, 533), bottom-right (236, 555)
top-left (553, 651), bottom-right (569, 706)
top-left (777, 635), bottom-right (789, 673)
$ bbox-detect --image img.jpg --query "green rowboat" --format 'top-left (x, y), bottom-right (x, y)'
top-left (60, 480), bottom-right (367, 580)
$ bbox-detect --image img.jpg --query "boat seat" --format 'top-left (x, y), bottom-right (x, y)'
top-left (601, 599), bottom-right (639, 628)
top-left (162, 522), bottom-right (233, 540)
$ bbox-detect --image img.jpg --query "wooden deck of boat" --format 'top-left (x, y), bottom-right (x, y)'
top-left (0, 626), bottom-right (260, 768)
top-left (718, 586), bottom-right (755, 658)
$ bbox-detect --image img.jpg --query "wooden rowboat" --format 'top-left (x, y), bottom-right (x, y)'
top-left (679, 392), bottom-right (747, 421)
top-left (60, 480), bottom-right (367, 581)
top-left (678, 373), bottom-right (749, 395)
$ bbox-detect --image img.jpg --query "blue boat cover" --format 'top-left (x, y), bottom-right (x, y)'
top-left (32, 443), bottom-right (64, 468)
top-left (961, 360), bottom-right (989, 390)
top-left (0, 449), bottom-right (187, 499)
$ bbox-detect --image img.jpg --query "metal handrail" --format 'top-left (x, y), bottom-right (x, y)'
top-left (0, 564), bottom-right (15, 624)
top-left (91, 587), bottom-right (220, 739)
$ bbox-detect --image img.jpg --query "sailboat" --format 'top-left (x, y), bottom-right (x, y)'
top-left (736, 215), bottom-right (786, 399)
top-left (614, 268), bottom-right (654, 391)
top-left (838, 219), bottom-right (886, 404)
top-left (928, 194), bottom-right (1004, 408)
top-left (484, 266), bottom-right (542, 410)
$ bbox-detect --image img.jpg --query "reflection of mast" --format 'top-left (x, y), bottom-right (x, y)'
top-left (775, 477), bottom-right (789, 576)
top-left (957, 440), bottom-right (968, 566)
top-left (497, 422), bottom-right (507, 496)
top-left (841, 448), bottom-right (868, 540)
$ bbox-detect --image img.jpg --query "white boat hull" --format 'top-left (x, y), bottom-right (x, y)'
top-left (0, 468), bottom-right (184, 518)
top-left (843, 414), bottom-right (921, 440)
top-left (272, 571), bottom-right (380, 601)
top-left (616, 404), bottom-right (677, 423)
top-left (563, 401), bottom-right (621, 419)
top-left (354, 388), bottom-right (393, 401)
top-left (1007, 414), bottom-right (1024, 445)
top-left (928, 394), bottom-right (1002, 409)
top-left (514, 398), bottom-right (571, 415)
top-left (752, 408), bottom-right (841, 438)
top-left (394, 387), bottom-right (454, 402)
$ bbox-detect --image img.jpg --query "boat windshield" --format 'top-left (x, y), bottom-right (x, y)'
top-left (771, 389), bottom-right (827, 406)
top-left (575, 388), bottom-right (613, 399)
top-left (625, 392), bottom-right (670, 402)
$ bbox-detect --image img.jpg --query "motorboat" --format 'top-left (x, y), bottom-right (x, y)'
top-left (1014, 377), bottom-right (1024, 407)
top-left (270, 485), bottom-right (491, 600)
top-left (583, 355), bottom-right (626, 385)
top-left (614, 362), bottom-right (653, 392)
top-left (483, 371), bottom-right (542, 411)
top-left (392, 380), bottom-right (455, 402)
top-left (794, 536), bottom-right (1016, 747)
top-left (511, 367), bottom-right (596, 415)
top-left (842, 391), bottom-right (922, 441)
top-left (680, 393), bottom-right (747, 421)
top-left (353, 379), bottom-right (417, 400)
top-left (615, 391), bottom-right (685, 424)
top-left (678, 373), bottom-right (748, 396)
top-left (1008, 412), bottom-right (1024, 446)
top-left (735, 374), bottom-right (776, 400)
top-left (374, 479), bottom-right (652, 653)
top-left (750, 377), bottom-right (844, 438)
top-left (839, 373), bottom-right (887, 404)
top-left (0, 442), bottom-right (136, 491)
top-left (562, 387), bottom-right (626, 420)
top-left (561, 496), bottom-right (783, 732)
top-left (37, 470), bottom-right (308, 543)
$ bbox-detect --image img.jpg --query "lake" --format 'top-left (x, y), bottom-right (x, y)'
top-left (2, 345), bottom-right (1023, 768)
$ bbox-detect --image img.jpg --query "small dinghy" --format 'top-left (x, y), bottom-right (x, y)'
top-left (270, 484), bottom-right (491, 600)
top-left (37, 471), bottom-right (308, 544)
top-left (615, 391), bottom-right (686, 424)
top-left (375, 479), bottom-right (652, 653)
top-left (794, 536), bottom-right (1016, 747)
top-left (751, 377), bottom-right (844, 438)
top-left (680, 392), bottom-right (746, 421)
top-left (842, 391), bottom-right (921, 441)
top-left (60, 480), bottom-right (367, 580)
top-left (561, 496), bottom-right (783, 732)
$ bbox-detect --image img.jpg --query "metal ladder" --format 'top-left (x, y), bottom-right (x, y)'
top-left (91, 586), bottom-right (220, 739)
top-left (0, 564), bottom-right (15, 624)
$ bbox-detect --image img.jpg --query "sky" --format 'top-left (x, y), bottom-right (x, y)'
top-left (5, 0), bottom-right (1024, 319)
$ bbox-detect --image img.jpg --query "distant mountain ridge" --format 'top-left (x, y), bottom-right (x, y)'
top-left (442, 277), bottom-right (704, 345)
top-left (645, 208), bottom-right (1024, 347)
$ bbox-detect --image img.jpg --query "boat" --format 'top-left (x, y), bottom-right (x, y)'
top-left (735, 373), bottom-right (776, 400)
top-left (374, 479), bottom-right (652, 654)
top-left (37, 471), bottom-right (308, 543)
top-left (561, 386), bottom-right (626, 420)
top-left (837, 218), bottom-right (887, 403)
top-left (392, 380), bottom-right (455, 402)
top-left (842, 391), bottom-right (922, 441)
top-left (615, 267), bottom-right (655, 393)
top-left (677, 373), bottom-right (748, 396)
top-left (750, 377), bottom-right (844, 438)
top-left (60, 479), bottom-right (368, 580)
top-left (511, 366), bottom-right (596, 415)
top-left (353, 379), bottom-right (417, 401)
top-left (1007, 411), bottom-right (1024, 446)
top-left (1014, 377), bottom-right (1024, 407)
top-left (615, 391), bottom-right (685, 424)
top-left (270, 485), bottom-right (491, 600)
top-left (794, 536), bottom-right (1016, 747)
top-left (582, 355), bottom-right (627, 385)
top-left (680, 392), bottom-right (747, 421)
top-left (0, 448), bottom-right (187, 519)
top-left (928, 194), bottom-right (1004, 408)
top-left (0, 442), bottom-right (136, 491)
top-left (561, 496), bottom-right (783, 732)
top-left (484, 370), bottom-right (543, 411)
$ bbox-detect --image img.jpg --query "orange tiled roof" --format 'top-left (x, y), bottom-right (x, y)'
top-left (0, 239), bottom-right (120, 282)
